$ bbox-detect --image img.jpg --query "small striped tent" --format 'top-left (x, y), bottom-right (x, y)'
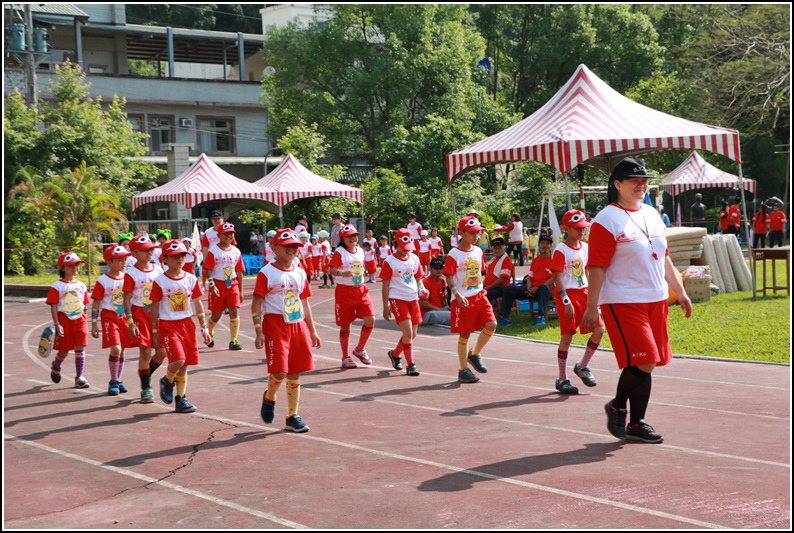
top-left (131, 153), bottom-right (273, 210)
top-left (254, 154), bottom-right (363, 207)
top-left (446, 64), bottom-right (741, 183)
top-left (660, 151), bottom-right (756, 197)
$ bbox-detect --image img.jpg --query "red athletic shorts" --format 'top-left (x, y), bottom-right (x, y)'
top-left (302, 258), bottom-right (314, 277)
top-left (334, 284), bottom-right (375, 326)
top-left (389, 298), bottom-right (422, 325)
top-left (312, 256), bottom-right (322, 271)
top-left (431, 249), bottom-right (441, 258)
top-left (364, 259), bottom-right (377, 275)
top-left (131, 305), bottom-right (157, 348)
top-left (208, 282), bottom-right (241, 313)
top-left (450, 291), bottom-right (496, 334)
top-left (419, 251), bottom-right (431, 265)
top-left (262, 315), bottom-right (315, 374)
top-left (100, 309), bottom-right (137, 349)
top-left (554, 288), bottom-right (603, 335)
top-left (159, 317), bottom-right (200, 366)
top-left (600, 300), bottom-right (672, 369)
top-left (53, 313), bottom-right (88, 352)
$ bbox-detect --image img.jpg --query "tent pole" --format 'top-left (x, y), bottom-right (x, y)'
top-left (279, 205), bottom-right (283, 228)
top-left (449, 184), bottom-right (458, 223)
top-left (360, 203), bottom-right (365, 235)
top-left (538, 192), bottom-right (546, 237)
top-left (738, 163), bottom-right (756, 301)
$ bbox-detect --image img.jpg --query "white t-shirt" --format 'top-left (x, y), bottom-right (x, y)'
top-left (203, 244), bottom-right (243, 288)
top-left (380, 253), bottom-right (423, 301)
top-left (329, 246), bottom-right (366, 287)
top-left (123, 264), bottom-right (160, 311)
top-left (551, 241), bottom-right (589, 290)
top-left (443, 246), bottom-right (484, 299)
top-left (92, 274), bottom-right (126, 317)
top-left (428, 236), bottom-right (443, 252)
top-left (418, 239), bottom-right (431, 253)
top-left (407, 222), bottom-right (423, 239)
top-left (150, 272), bottom-right (202, 321)
top-left (588, 203), bottom-right (668, 304)
top-left (46, 280), bottom-right (89, 320)
top-left (254, 263), bottom-right (311, 323)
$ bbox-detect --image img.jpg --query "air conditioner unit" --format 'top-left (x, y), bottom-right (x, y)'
top-left (178, 118), bottom-right (194, 128)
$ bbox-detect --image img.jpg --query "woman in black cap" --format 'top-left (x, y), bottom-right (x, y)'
top-left (583, 157), bottom-right (692, 444)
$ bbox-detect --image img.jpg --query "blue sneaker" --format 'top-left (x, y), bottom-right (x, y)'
top-left (261, 395), bottom-right (276, 424)
top-left (458, 368), bottom-right (479, 383)
top-left (159, 376), bottom-right (174, 404)
top-left (175, 395), bottom-right (196, 413)
top-left (285, 415), bottom-right (309, 433)
top-left (117, 381), bottom-right (128, 393)
top-left (497, 317), bottom-right (512, 327)
top-left (467, 351), bottom-right (488, 373)
top-left (108, 381), bottom-right (120, 396)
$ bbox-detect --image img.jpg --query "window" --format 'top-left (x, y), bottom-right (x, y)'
top-left (197, 116), bottom-right (235, 154)
top-left (149, 115), bottom-right (174, 153)
top-left (127, 114), bottom-right (146, 148)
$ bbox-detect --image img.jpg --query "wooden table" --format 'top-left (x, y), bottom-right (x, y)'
top-left (752, 247), bottom-right (790, 296)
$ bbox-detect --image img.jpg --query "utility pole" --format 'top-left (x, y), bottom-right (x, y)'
top-left (24, 3), bottom-right (38, 107)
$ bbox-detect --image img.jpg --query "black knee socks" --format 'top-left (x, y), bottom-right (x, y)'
top-left (613, 366), bottom-right (652, 423)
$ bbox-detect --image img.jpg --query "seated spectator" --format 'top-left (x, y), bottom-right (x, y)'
top-left (419, 257), bottom-right (450, 326)
top-left (484, 238), bottom-right (514, 309)
top-left (494, 235), bottom-right (555, 327)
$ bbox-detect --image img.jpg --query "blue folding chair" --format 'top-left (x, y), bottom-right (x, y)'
top-left (242, 254), bottom-right (257, 275)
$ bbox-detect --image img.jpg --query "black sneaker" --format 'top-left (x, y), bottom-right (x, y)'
top-left (175, 395), bottom-right (197, 413)
top-left (555, 379), bottom-right (579, 395)
top-left (117, 381), bottom-right (128, 393)
top-left (50, 367), bottom-right (61, 384)
top-left (467, 350), bottom-right (488, 373)
top-left (285, 415), bottom-right (309, 433)
top-left (160, 376), bottom-right (174, 404)
top-left (261, 395), bottom-right (276, 424)
top-left (229, 340), bottom-right (242, 351)
top-left (626, 420), bottom-right (664, 443)
top-left (604, 401), bottom-right (627, 439)
top-left (573, 363), bottom-right (597, 387)
top-left (406, 364), bottom-right (420, 376)
top-left (387, 350), bottom-right (403, 371)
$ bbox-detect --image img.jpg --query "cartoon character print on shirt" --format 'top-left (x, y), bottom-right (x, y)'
top-left (283, 290), bottom-right (304, 324)
top-left (463, 257), bottom-right (482, 291)
top-left (571, 258), bottom-right (585, 287)
top-left (168, 289), bottom-right (190, 313)
top-left (62, 290), bottom-right (84, 320)
top-left (141, 281), bottom-right (154, 312)
top-left (223, 265), bottom-right (234, 288)
top-left (351, 260), bottom-right (364, 286)
top-left (401, 269), bottom-right (413, 285)
top-left (112, 287), bottom-right (126, 318)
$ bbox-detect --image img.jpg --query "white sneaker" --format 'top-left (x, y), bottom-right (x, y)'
top-left (74, 377), bottom-right (90, 389)
top-left (351, 347), bottom-right (372, 365)
top-left (342, 356), bottom-right (357, 369)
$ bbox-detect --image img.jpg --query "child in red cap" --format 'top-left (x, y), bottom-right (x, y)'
top-left (380, 228), bottom-right (429, 376)
top-left (123, 234), bottom-right (168, 403)
top-left (442, 215), bottom-right (497, 383)
top-left (328, 224), bottom-right (376, 369)
top-left (91, 244), bottom-right (137, 396)
top-left (46, 252), bottom-right (90, 388)
top-left (550, 210), bottom-right (605, 395)
top-left (150, 240), bottom-right (211, 413)
top-left (253, 229), bottom-right (321, 432)
top-left (202, 222), bottom-right (245, 350)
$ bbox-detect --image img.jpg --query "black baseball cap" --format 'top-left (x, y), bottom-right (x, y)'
top-left (209, 209), bottom-right (224, 219)
top-left (538, 235), bottom-right (553, 244)
top-left (490, 237), bottom-right (506, 246)
top-left (331, 213), bottom-right (341, 219)
top-left (610, 157), bottom-right (656, 181)
top-left (429, 257), bottom-right (445, 269)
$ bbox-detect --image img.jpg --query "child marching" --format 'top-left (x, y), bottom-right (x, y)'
top-left (443, 215), bottom-right (498, 383)
top-left (46, 252), bottom-right (91, 388)
top-left (328, 224), bottom-right (376, 369)
top-left (253, 229), bottom-right (321, 433)
top-left (362, 241), bottom-right (377, 283)
top-left (150, 240), bottom-right (211, 413)
top-left (380, 228), bottom-right (429, 376)
top-left (91, 245), bottom-right (137, 396)
top-left (202, 223), bottom-right (245, 350)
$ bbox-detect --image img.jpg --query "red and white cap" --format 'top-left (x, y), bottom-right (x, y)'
top-left (58, 251), bottom-right (85, 268)
top-left (161, 240), bottom-right (189, 256)
top-left (339, 224), bottom-right (360, 237)
top-left (458, 215), bottom-right (486, 234)
top-left (395, 228), bottom-right (416, 251)
top-left (561, 210), bottom-right (590, 229)
top-left (218, 222), bottom-right (236, 234)
top-left (272, 228), bottom-right (302, 247)
top-left (103, 244), bottom-right (132, 262)
top-left (130, 234), bottom-right (157, 251)
top-left (420, 230), bottom-right (429, 237)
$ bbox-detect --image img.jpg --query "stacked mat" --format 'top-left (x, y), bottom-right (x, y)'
top-left (666, 227), bottom-right (707, 271)
top-left (697, 234), bottom-right (754, 294)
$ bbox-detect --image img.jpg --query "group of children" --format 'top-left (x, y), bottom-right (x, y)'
top-left (45, 208), bottom-right (608, 436)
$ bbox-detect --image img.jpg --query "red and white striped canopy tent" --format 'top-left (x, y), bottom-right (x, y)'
top-left (446, 64), bottom-right (742, 183)
top-left (254, 154), bottom-right (363, 226)
top-left (660, 151), bottom-right (756, 197)
top-left (131, 153), bottom-right (273, 210)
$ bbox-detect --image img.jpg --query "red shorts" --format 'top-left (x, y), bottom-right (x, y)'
top-left (419, 251), bottom-right (431, 265)
top-left (100, 309), bottom-right (137, 349)
top-left (312, 256), bottom-right (322, 271)
top-left (322, 257), bottom-right (330, 274)
top-left (302, 258), bottom-right (314, 277)
top-left (262, 315), bottom-right (315, 374)
top-left (53, 313), bottom-right (88, 352)
top-left (554, 288), bottom-right (602, 335)
top-left (209, 282), bottom-right (241, 313)
top-left (431, 249), bottom-right (441, 258)
top-left (159, 317), bottom-right (200, 366)
top-left (364, 259), bottom-right (377, 275)
top-left (450, 291), bottom-right (496, 334)
top-left (389, 298), bottom-right (422, 325)
top-left (131, 305), bottom-right (157, 348)
top-left (600, 300), bottom-right (672, 369)
top-left (334, 284), bottom-right (375, 326)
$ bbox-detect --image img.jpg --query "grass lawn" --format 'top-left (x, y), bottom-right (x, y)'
top-left (496, 259), bottom-right (791, 364)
